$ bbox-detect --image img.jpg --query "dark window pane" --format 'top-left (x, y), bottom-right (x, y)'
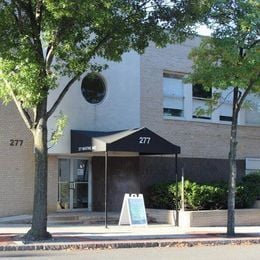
top-left (193, 115), bottom-right (211, 120)
top-left (219, 115), bottom-right (232, 122)
top-left (193, 84), bottom-right (211, 98)
top-left (163, 108), bottom-right (183, 117)
top-left (81, 73), bottom-right (106, 104)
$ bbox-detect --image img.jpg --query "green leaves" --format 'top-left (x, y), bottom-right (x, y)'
top-left (188, 37), bottom-right (259, 92)
top-left (49, 111), bottom-right (68, 146)
top-left (188, 0), bottom-right (259, 92)
top-left (0, 0), bottom-right (213, 123)
top-left (0, 54), bottom-right (55, 107)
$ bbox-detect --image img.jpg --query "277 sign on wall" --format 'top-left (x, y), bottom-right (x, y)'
top-left (9, 139), bottom-right (23, 146)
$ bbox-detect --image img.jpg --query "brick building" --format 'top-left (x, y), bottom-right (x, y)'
top-left (0, 37), bottom-right (259, 217)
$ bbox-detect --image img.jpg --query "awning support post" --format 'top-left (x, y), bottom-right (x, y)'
top-left (105, 151), bottom-right (108, 228)
top-left (175, 153), bottom-right (179, 226)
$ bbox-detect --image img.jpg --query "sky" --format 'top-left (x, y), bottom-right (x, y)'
top-left (196, 25), bottom-right (212, 36)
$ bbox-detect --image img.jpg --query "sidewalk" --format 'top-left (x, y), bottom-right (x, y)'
top-left (0, 224), bottom-right (260, 251)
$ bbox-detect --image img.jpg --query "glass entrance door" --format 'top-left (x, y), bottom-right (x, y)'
top-left (58, 159), bottom-right (70, 210)
top-left (58, 158), bottom-right (89, 210)
top-left (72, 159), bottom-right (89, 209)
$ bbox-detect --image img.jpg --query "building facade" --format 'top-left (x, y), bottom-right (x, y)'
top-left (0, 37), bottom-right (259, 217)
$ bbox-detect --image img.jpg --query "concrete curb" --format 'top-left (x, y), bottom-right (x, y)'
top-left (1, 237), bottom-right (260, 251)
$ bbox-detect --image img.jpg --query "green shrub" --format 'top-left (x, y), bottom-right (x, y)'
top-left (242, 172), bottom-right (260, 198)
top-left (236, 172), bottom-right (260, 208)
top-left (146, 183), bottom-right (176, 209)
top-left (146, 180), bottom-right (228, 210)
top-left (146, 174), bottom-right (260, 211)
top-left (183, 181), bottom-right (227, 210)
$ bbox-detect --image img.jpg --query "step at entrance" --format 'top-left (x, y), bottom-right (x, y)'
top-left (0, 212), bottom-right (120, 225)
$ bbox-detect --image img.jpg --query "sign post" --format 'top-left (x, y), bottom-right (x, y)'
top-left (119, 194), bottom-right (147, 226)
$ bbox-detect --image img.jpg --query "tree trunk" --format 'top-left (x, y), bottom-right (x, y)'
top-left (227, 87), bottom-right (239, 237)
top-left (24, 101), bottom-right (51, 241)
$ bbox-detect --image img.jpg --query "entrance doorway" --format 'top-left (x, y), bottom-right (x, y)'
top-left (58, 158), bottom-right (91, 210)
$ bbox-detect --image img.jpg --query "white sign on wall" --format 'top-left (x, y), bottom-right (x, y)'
top-left (118, 193), bottom-right (147, 226)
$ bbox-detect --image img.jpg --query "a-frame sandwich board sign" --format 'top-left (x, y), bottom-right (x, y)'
top-left (118, 193), bottom-right (147, 226)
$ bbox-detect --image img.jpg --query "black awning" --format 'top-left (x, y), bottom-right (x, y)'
top-left (71, 127), bottom-right (180, 155)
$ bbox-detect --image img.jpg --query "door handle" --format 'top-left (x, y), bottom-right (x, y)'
top-left (69, 181), bottom-right (75, 190)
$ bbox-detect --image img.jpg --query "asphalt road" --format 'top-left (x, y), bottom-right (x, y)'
top-left (0, 244), bottom-right (259, 260)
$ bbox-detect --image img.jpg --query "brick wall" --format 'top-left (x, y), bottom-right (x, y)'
top-left (0, 102), bottom-right (34, 217)
top-left (47, 156), bottom-right (58, 212)
top-left (0, 102), bottom-right (58, 217)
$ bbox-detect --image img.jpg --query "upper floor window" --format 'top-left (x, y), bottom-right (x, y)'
top-left (192, 83), bottom-right (212, 120)
top-left (218, 88), bottom-right (233, 122)
top-left (81, 73), bottom-right (106, 104)
top-left (163, 72), bottom-right (184, 118)
top-left (245, 94), bottom-right (260, 125)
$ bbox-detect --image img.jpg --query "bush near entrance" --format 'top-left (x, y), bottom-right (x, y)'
top-left (146, 173), bottom-right (260, 210)
top-left (236, 172), bottom-right (260, 208)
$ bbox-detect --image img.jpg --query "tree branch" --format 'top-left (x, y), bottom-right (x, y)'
top-left (248, 39), bottom-right (260, 49)
top-left (45, 18), bottom-right (76, 70)
top-left (15, 0), bottom-right (44, 62)
top-left (35, 0), bottom-right (43, 28)
top-left (47, 76), bottom-right (79, 119)
top-left (46, 1), bottom-right (170, 119)
top-left (11, 1), bottom-right (26, 38)
top-left (237, 73), bottom-right (260, 111)
top-left (45, 29), bottom-right (113, 119)
top-left (45, 44), bottom-right (55, 71)
top-left (47, 24), bottom-right (120, 117)
top-left (2, 77), bottom-right (33, 130)
top-left (211, 89), bottom-right (234, 111)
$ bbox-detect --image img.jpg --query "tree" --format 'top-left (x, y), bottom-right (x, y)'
top-left (0, 0), bottom-right (212, 241)
top-left (187, 0), bottom-right (259, 237)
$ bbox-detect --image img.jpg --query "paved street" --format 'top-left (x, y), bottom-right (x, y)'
top-left (0, 244), bottom-right (259, 260)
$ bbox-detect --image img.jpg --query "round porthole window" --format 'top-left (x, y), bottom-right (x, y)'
top-left (81, 73), bottom-right (106, 104)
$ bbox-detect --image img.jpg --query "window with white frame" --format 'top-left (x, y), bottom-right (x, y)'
top-left (163, 72), bottom-right (184, 118)
top-left (246, 158), bottom-right (260, 175)
top-left (245, 94), bottom-right (260, 125)
top-left (162, 74), bottom-right (260, 127)
top-left (219, 88), bottom-right (233, 122)
top-left (192, 83), bottom-right (212, 120)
